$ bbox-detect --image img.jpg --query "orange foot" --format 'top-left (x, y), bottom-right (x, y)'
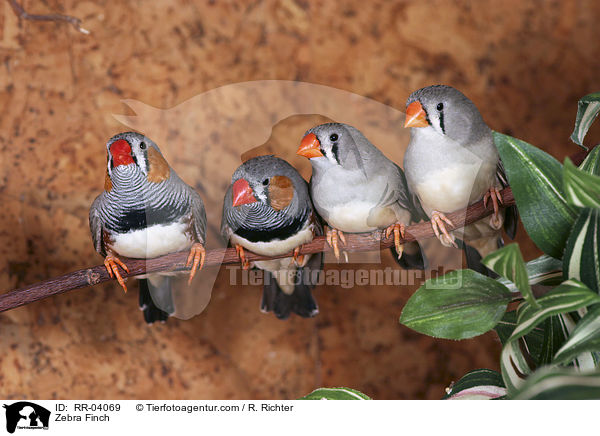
top-left (484, 187), bottom-right (503, 229)
top-left (326, 227), bottom-right (347, 262)
top-left (384, 222), bottom-right (406, 260)
top-left (186, 243), bottom-right (206, 285)
top-left (104, 254), bottom-right (130, 293)
top-left (293, 245), bottom-right (305, 266)
top-left (235, 244), bottom-right (251, 270)
top-left (431, 211), bottom-right (458, 248)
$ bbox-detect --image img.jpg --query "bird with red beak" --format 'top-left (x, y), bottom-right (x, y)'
top-left (221, 155), bottom-right (323, 319)
top-left (89, 132), bottom-right (208, 323)
top-left (403, 85), bottom-right (518, 276)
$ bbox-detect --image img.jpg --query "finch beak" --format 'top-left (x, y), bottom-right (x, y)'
top-left (232, 179), bottom-right (257, 207)
top-left (404, 101), bottom-right (429, 128)
top-left (297, 133), bottom-right (324, 158)
top-left (110, 139), bottom-right (135, 166)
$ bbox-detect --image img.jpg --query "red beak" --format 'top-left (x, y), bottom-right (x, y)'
top-left (110, 139), bottom-right (135, 166)
top-left (232, 179), bottom-right (257, 207)
top-left (297, 133), bottom-right (324, 158)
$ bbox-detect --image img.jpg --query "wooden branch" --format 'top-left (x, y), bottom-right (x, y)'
top-left (0, 188), bottom-right (514, 313)
top-left (7, 0), bottom-right (89, 34)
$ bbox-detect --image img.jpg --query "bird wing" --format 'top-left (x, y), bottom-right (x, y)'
top-left (392, 163), bottom-right (428, 223)
top-left (496, 159), bottom-right (518, 240)
top-left (89, 195), bottom-right (106, 256)
top-left (187, 187), bottom-right (207, 244)
top-left (220, 185), bottom-right (234, 244)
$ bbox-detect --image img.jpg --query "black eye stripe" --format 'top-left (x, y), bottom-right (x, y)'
top-left (331, 143), bottom-right (339, 164)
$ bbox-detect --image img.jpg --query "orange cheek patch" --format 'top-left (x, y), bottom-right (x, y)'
top-left (268, 176), bottom-right (294, 211)
top-left (147, 147), bottom-right (171, 183)
top-left (104, 170), bottom-right (112, 191)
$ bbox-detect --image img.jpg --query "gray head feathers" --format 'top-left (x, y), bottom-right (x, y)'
top-left (407, 85), bottom-right (490, 145)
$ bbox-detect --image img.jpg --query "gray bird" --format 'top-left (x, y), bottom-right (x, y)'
top-left (221, 155), bottom-right (322, 319)
top-left (296, 122), bottom-right (426, 268)
top-left (403, 85), bottom-right (517, 274)
top-left (89, 132), bottom-right (207, 323)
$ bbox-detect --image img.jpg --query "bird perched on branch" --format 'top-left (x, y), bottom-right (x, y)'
top-left (403, 85), bottom-right (518, 275)
top-left (89, 132), bottom-right (207, 323)
top-left (221, 155), bottom-right (322, 319)
top-left (296, 122), bottom-right (426, 269)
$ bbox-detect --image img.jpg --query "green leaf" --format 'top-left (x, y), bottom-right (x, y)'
top-left (570, 92), bottom-right (600, 149)
top-left (496, 254), bottom-right (563, 293)
top-left (554, 305), bottom-right (600, 365)
top-left (510, 368), bottom-right (600, 399)
top-left (443, 369), bottom-right (506, 400)
top-left (563, 157), bottom-right (600, 208)
top-left (578, 145), bottom-right (600, 175)
top-left (495, 311), bottom-right (575, 366)
top-left (511, 280), bottom-right (600, 340)
top-left (299, 387), bottom-right (371, 400)
top-left (493, 132), bottom-right (578, 259)
top-left (500, 280), bottom-right (600, 391)
top-left (501, 339), bottom-right (534, 392)
top-left (399, 270), bottom-right (512, 340)
top-left (563, 208), bottom-right (600, 293)
top-left (483, 243), bottom-right (537, 308)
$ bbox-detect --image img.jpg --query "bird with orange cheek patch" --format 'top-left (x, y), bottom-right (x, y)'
top-left (221, 155), bottom-right (322, 319)
top-left (89, 132), bottom-right (207, 324)
top-left (297, 122), bottom-right (426, 269)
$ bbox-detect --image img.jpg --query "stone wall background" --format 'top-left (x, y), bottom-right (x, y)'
top-left (0, 0), bottom-right (599, 399)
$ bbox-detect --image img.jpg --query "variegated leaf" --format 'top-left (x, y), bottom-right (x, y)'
top-left (500, 280), bottom-right (600, 392)
top-left (496, 254), bottom-right (563, 293)
top-left (570, 92), bottom-right (600, 149)
top-left (563, 208), bottom-right (600, 293)
top-left (500, 338), bottom-right (533, 392)
top-left (299, 387), bottom-right (371, 400)
top-left (554, 305), bottom-right (600, 366)
top-left (578, 145), bottom-right (600, 175)
top-left (493, 132), bottom-right (578, 259)
top-left (443, 369), bottom-right (506, 400)
top-left (563, 157), bottom-right (600, 209)
top-left (483, 243), bottom-right (537, 308)
top-left (513, 280), bottom-right (600, 339)
top-left (510, 368), bottom-right (600, 399)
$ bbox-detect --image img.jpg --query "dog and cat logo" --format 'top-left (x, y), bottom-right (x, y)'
top-left (2, 402), bottom-right (50, 433)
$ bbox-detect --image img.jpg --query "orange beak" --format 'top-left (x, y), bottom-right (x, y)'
top-left (297, 133), bottom-right (324, 158)
top-left (404, 101), bottom-right (429, 128)
top-left (232, 178), bottom-right (257, 207)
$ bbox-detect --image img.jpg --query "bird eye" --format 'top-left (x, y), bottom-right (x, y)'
top-left (436, 103), bottom-right (444, 111)
top-left (329, 133), bottom-right (338, 142)
top-left (262, 178), bottom-right (269, 186)
top-left (139, 141), bottom-right (147, 150)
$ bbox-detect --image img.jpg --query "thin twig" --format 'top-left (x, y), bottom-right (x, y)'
top-left (0, 188), bottom-right (514, 313)
top-left (7, 0), bottom-right (89, 34)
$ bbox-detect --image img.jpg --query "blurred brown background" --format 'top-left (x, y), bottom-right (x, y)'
top-left (1, 0), bottom-right (599, 400)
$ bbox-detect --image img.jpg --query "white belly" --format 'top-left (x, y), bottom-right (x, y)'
top-left (326, 201), bottom-right (379, 233)
top-left (416, 163), bottom-right (493, 214)
top-left (111, 222), bottom-right (192, 259)
top-left (229, 225), bottom-right (314, 257)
